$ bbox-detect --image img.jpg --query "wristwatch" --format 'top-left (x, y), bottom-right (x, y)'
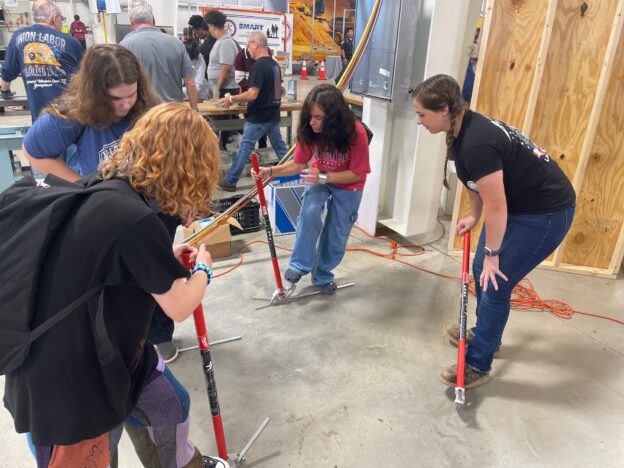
top-left (318, 172), bottom-right (328, 184)
top-left (483, 246), bottom-right (501, 257)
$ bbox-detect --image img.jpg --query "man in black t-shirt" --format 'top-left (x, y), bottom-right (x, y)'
top-left (219, 31), bottom-right (288, 192)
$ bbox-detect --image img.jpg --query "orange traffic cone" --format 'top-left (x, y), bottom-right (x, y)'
top-left (318, 60), bottom-right (326, 80)
top-left (300, 59), bottom-right (308, 80)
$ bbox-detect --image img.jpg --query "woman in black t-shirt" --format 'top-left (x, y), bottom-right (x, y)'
top-left (411, 74), bottom-right (575, 389)
top-left (5, 103), bottom-right (226, 467)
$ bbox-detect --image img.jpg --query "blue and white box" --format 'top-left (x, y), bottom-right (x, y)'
top-left (264, 175), bottom-right (306, 235)
top-left (264, 175), bottom-right (329, 235)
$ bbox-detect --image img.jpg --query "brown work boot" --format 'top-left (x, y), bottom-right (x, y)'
top-left (437, 364), bottom-right (491, 389)
top-left (444, 323), bottom-right (501, 357)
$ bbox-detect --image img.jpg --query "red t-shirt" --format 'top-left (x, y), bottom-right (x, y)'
top-left (294, 120), bottom-right (370, 191)
top-left (70, 20), bottom-right (86, 41)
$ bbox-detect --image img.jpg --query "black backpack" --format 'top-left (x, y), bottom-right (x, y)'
top-left (0, 174), bottom-right (133, 375)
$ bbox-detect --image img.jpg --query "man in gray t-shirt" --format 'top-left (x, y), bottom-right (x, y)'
top-left (204, 10), bottom-right (240, 149)
top-left (121, 1), bottom-right (198, 111)
top-left (207, 34), bottom-right (238, 91)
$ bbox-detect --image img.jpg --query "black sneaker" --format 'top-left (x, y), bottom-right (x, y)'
top-left (202, 455), bottom-right (228, 468)
top-left (219, 180), bottom-right (237, 192)
top-left (284, 268), bottom-right (302, 284)
top-left (316, 281), bottom-right (337, 295)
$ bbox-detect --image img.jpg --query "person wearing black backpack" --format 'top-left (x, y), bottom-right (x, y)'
top-left (22, 44), bottom-right (183, 364)
top-left (3, 102), bottom-right (227, 468)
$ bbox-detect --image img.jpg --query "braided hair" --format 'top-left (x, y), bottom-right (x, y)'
top-left (411, 74), bottom-right (466, 188)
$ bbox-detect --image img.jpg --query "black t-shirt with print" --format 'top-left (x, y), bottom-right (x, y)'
top-left (247, 56), bottom-right (282, 124)
top-left (3, 183), bottom-right (189, 446)
top-left (451, 110), bottom-right (575, 214)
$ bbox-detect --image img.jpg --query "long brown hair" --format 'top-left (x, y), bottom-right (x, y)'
top-left (45, 44), bottom-right (159, 128)
top-left (411, 74), bottom-right (466, 188)
top-left (297, 84), bottom-right (356, 154)
top-left (99, 103), bottom-right (221, 218)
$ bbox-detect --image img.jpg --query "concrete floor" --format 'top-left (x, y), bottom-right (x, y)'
top-left (1, 78), bottom-right (624, 467)
top-left (1, 220), bottom-right (623, 467)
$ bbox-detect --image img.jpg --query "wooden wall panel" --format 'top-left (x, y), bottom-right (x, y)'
top-left (475, 0), bottom-right (550, 125)
top-left (528, 0), bottom-right (619, 180)
top-left (561, 28), bottom-right (624, 269)
top-left (451, 0), bottom-right (549, 250)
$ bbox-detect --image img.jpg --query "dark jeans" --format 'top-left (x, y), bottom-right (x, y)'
top-left (148, 212), bottom-right (181, 344)
top-left (216, 88), bottom-right (240, 149)
top-left (466, 205), bottom-right (575, 373)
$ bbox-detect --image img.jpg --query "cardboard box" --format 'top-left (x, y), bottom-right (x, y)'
top-left (182, 216), bottom-right (243, 259)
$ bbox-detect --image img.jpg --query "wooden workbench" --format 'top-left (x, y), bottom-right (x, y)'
top-left (196, 99), bottom-right (303, 146)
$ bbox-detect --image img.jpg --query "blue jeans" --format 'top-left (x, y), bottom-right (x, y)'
top-left (466, 205), bottom-right (575, 373)
top-left (225, 120), bottom-right (288, 185)
top-left (289, 184), bottom-right (363, 285)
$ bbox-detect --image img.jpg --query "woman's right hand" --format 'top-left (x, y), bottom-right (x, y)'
top-left (195, 244), bottom-right (213, 268)
top-left (251, 166), bottom-right (272, 181)
top-left (456, 216), bottom-right (477, 236)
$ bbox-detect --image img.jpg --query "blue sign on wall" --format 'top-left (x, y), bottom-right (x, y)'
top-left (97, 0), bottom-right (107, 12)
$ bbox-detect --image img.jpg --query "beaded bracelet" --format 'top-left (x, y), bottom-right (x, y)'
top-left (191, 262), bottom-right (212, 285)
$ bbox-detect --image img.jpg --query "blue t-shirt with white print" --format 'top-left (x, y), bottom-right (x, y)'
top-left (24, 112), bottom-right (130, 176)
top-left (1, 24), bottom-right (83, 121)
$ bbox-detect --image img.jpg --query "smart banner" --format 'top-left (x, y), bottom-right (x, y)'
top-left (203, 8), bottom-right (293, 75)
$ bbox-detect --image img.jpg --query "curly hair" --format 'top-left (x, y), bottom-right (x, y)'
top-left (411, 74), bottom-right (466, 188)
top-left (204, 10), bottom-right (226, 29)
top-left (99, 102), bottom-right (221, 218)
top-left (297, 84), bottom-right (356, 154)
top-left (45, 44), bottom-right (159, 128)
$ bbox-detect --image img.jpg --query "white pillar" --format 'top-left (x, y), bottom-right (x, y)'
top-left (363, 0), bottom-right (482, 237)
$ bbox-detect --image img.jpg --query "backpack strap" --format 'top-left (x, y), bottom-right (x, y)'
top-left (27, 285), bottom-right (105, 343)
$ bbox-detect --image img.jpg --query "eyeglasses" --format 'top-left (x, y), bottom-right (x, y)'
top-left (55, 15), bottom-right (66, 22)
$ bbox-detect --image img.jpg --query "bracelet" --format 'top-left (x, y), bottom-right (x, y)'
top-left (191, 262), bottom-right (212, 285)
top-left (318, 172), bottom-right (328, 184)
top-left (269, 167), bottom-right (273, 177)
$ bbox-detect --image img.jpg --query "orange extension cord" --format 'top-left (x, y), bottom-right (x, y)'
top-left (211, 226), bottom-right (624, 326)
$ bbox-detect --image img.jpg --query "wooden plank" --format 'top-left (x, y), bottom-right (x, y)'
top-left (527, 0), bottom-right (619, 181)
top-left (449, 0), bottom-right (551, 252)
top-left (560, 3), bottom-right (624, 270)
top-left (538, 261), bottom-right (618, 280)
top-left (522, 0), bottom-right (558, 134)
top-left (475, 0), bottom-right (551, 125)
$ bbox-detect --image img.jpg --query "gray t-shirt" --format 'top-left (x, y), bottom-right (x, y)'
top-left (207, 34), bottom-right (238, 89)
top-left (120, 26), bottom-right (194, 102)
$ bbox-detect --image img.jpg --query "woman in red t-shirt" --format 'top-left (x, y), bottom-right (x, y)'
top-left (253, 84), bottom-right (370, 294)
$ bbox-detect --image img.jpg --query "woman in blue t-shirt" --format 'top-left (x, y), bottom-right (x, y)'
top-left (411, 74), bottom-right (575, 390)
top-left (23, 44), bottom-right (158, 180)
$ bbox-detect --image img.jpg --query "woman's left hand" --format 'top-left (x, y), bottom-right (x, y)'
top-left (301, 167), bottom-right (320, 185)
top-left (480, 255), bottom-right (508, 292)
top-left (173, 243), bottom-right (198, 263)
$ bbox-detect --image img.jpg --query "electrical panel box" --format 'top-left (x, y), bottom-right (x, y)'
top-left (350, 0), bottom-right (402, 100)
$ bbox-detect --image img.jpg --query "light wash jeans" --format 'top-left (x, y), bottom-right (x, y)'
top-left (225, 120), bottom-right (288, 185)
top-left (466, 205), bottom-right (575, 373)
top-left (288, 183), bottom-right (363, 286)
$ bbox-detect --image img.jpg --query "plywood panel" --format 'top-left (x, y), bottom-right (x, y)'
top-left (561, 26), bottom-right (624, 269)
top-left (528, 0), bottom-right (619, 180)
top-left (451, 0), bottom-right (549, 250)
top-left (475, 0), bottom-right (550, 125)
